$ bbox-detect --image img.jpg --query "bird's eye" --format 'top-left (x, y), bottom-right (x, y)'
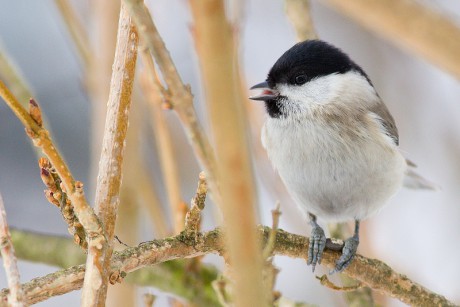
top-left (294, 74), bottom-right (307, 85)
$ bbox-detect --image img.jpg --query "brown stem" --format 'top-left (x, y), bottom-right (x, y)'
top-left (285, 0), bottom-right (318, 41)
top-left (322, 0), bottom-right (460, 80)
top-left (122, 0), bottom-right (222, 208)
top-left (0, 227), bottom-right (455, 307)
top-left (0, 194), bottom-right (25, 307)
top-left (0, 80), bottom-right (103, 260)
top-left (81, 3), bottom-right (139, 305)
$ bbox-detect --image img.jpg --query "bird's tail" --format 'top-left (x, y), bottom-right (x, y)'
top-left (403, 161), bottom-right (439, 190)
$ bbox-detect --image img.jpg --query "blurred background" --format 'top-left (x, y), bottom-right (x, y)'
top-left (0, 0), bottom-right (460, 306)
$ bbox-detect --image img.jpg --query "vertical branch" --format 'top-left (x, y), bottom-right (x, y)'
top-left (0, 193), bottom-right (25, 307)
top-left (189, 1), bottom-right (266, 306)
top-left (81, 3), bottom-right (138, 305)
top-left (285, 0), bottom-right (317, 41)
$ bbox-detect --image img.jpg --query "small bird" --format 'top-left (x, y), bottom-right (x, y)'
top-left (250, 40), bottom-right (434, 273)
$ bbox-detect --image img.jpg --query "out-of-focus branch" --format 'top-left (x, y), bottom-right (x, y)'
top-left (123, 0), bottom-right (221, 207)
top-left (139, 49), bottom-right (185, 234)
top-left (285, 0), bottom-right (317, 41)
top-left (81, 3), bottom-right (138, 305)
top-left (8, 229), bottom-right (219, 305)
top-left (1, 227), bottom-right (456, 306)
top-left (0, 47), bottom-right (33, 106)
top-left (189, 1), bottom-right (266, 306)
top-left (322, 0), bottom-right (460, 80)
top-left (0, 82), bottom-right (103, 254)
top-left (54, 0), bottom-right (91, 66)
top-left (0, 194), bottom-right (25, 307)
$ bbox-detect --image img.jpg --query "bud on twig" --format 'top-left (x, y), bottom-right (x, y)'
top-left (29, 98), bottom-right (43, 126)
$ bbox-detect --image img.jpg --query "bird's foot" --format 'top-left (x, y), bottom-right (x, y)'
top-left (307, 225), bottom-right (326, 272)
top-left (330, 235), bottom-right (359, 274)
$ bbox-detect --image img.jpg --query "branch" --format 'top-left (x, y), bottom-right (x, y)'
top-left (0, 194), bottom-right (25, 307)
top-left (1, 227), bottom-right (455, 306)
top-left (0, 79), bottom-right (103, 257)
top-left (189, 1), bottom-right (266, 305)
top-left (54, 0), bottom-right (91, 66)
top-left (81, 3), bottom-right (138, 305)
top-left (139, 49), bottom-right (185, 234)
top-left (7, 229), bottom-right (219, 305)
top-left (285, 0), bottom-right (318, 41)
top-left (123, 0), bottom-right (222, 207)
top-left (322, 0), bottom-right (460, 80)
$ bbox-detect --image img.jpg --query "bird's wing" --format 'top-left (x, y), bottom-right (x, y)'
top-left (369, 101), bottom-right (399, 146)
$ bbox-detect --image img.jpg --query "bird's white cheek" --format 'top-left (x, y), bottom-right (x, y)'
top-left (277, 79), bottom-right (334, 108)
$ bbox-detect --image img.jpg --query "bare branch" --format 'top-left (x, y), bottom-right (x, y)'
top-left (189, 1), bottom-right (266, 305)
top-left (0, 194), bottom-right (25, 307)
top-left (322, 0), bottom-right (460, 80)
top-left (0, 79), bottom-right (103, 259)
top-left (139, 49), bottom-right (185, 234)
top-left (122, 0), bottom-right (222, 207)
top-left (184, 172), bottom-right (207, 234)
top-left (285, 0), bottom-right (318, 41)
top-left (81, 3), bottom-right (139, 305)
top-left (0, 227), bottom-right (455, 306)
top-left (54, 0), bottom-right (91, 66)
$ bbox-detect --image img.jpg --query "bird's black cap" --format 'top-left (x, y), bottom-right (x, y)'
top-left (267, 40), bottom-right (370, 87)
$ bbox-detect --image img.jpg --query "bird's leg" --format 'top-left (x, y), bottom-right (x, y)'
top-left (307, 213), bottom-right (326, 272)
top-left (331, 220), bottom-right (360, 274)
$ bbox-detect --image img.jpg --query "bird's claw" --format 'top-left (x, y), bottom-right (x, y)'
top-left (330, 236), bottom-right (359, 274)
top-left (307, 225), bottom-right (326, 272)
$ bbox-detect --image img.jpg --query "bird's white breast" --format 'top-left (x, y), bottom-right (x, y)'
top-left (262, 110), bottom-right (406, 222)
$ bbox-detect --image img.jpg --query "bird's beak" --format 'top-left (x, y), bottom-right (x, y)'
top-left (249, 81), bottom-right (279, 101)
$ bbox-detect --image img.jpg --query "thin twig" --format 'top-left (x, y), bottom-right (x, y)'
top-left (123, 0), bottom-right (222, 207)
top-left (316, 275), bottom-right (363, 291)
top-left (81, 3), bottom-right (139, 305)
top-left (262, 203), bottom-right (281, 259)
top-left (0, 194), bottom-right (25, 307)
top-left (0, 81), bottom-right (103, 255)
top-left (139, 49), bottom-right (185, 234)
top-left (54, 0), bottom-right (91, 66)
top-left (38, 157), bottom-right (87, 249)
top-left (184, 172), bottom-right (207, 234)
top-left (0, 227), bottom-right (455, 307)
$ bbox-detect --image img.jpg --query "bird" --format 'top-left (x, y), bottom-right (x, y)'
top-left (249, 39), bottom-right (435, 273)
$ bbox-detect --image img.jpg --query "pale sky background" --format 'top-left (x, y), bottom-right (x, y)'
top-left (0, 0), bottom-right (459, 306)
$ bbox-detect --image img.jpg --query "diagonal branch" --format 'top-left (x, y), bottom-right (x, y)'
top-left (0, 227), bottom-right (455, 307)
top-left (123, 0), bottom-right (222, 207)
top-left (0, 81), bottom-right (103, 257)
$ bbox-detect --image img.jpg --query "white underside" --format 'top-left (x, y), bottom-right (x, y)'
top-left (262, 114), bottom-right (406, 222)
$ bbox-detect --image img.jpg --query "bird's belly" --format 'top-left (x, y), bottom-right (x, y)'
top-left (263, 121), bottom-right (406, 222)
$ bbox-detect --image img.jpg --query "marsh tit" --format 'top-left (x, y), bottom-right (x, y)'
top-left (250, 40), bottom-right (434, 273)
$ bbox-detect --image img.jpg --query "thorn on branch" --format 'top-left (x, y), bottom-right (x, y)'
top-left (316, 274), bottom-right (363, 291)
